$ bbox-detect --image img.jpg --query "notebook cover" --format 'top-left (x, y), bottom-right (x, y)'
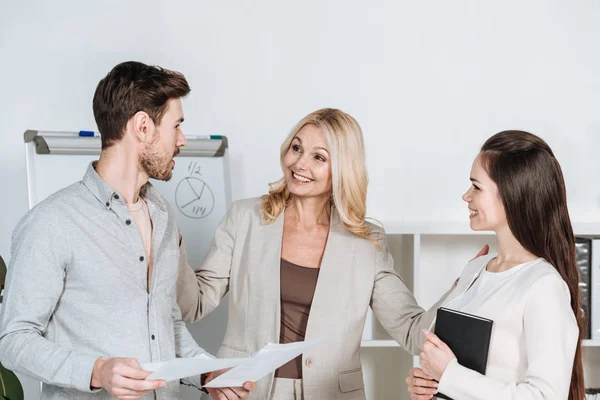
top-left (434, 307), bottom-right (493, 400)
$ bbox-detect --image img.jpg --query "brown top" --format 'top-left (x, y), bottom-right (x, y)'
top-left (274, 258), bottom-right (320, 379)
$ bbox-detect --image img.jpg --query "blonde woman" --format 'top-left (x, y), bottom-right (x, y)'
top-left (176, 109), bottom-right (443, 399)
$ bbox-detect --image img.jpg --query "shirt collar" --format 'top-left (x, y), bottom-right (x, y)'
top-left (82, 161), bottom-right (167, 211)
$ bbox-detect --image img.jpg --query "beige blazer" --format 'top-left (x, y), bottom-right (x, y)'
top-left (176, 197), bottom-right (444, 399)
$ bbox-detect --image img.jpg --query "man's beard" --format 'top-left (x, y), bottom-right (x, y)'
top-left (140, 140), bottom-right (179, 181)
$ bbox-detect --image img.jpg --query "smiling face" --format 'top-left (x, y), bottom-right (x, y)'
top-left (282, 123), bottom-right (332, 201)
top-left (140, 98), bottom-right (187, 181)
top-left (462, 153), bottom-right (508, 232)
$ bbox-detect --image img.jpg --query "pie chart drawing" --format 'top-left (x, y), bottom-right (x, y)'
top-left (175, 177), bottom-right (214, 219)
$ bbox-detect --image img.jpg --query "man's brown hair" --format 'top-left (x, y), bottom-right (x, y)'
top-left (92, 61), bottom-right (190, 149)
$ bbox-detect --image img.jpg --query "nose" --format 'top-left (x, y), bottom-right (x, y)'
top-left (177, 130), bottom-right (187, 148)
top-left (295, 153), bottom-right (309, 171)
top-left (462, 187), bottom-right (471, 203)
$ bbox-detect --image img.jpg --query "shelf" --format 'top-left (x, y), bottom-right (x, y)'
top-left (572, 222), bottom-right (600, 236)
top-left (380, 221), bottom-right (600, 236)
top-left (362, 339), bottom-right (600, 348)
top-left (360, 225), bottom-right (600, 391)
top-left (583, 340), bottom-right (600, 347)
top-left (361, 340), bottom-right (399, 347)
top-left (382, 222), bottom-right (490, 235)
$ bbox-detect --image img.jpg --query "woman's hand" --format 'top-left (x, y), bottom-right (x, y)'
top-left (420, 330), bottom-right (456, 381)
top-left (406, 367), bottom-right (438, 400)
top-left (205, 369), bottom-right (255, 400)
top-left (471, 244), bottom-right (489, 260)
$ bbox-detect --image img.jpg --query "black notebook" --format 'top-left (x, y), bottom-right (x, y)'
top-left (433, 307), bottom-right (493, 400)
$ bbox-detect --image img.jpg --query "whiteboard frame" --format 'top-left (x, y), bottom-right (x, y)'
top-left (24, 130), bottom-right (231, 209)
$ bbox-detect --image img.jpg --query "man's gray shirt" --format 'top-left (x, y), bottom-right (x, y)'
top-left (0, 163), bottom-right (206, 399)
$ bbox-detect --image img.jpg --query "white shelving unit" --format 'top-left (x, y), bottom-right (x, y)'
top-left (360, 223), bottom-right (600, 400)
top-left (362, 339), bottom-right (600, 348)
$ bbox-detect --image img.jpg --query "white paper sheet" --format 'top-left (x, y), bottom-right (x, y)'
top-left (204, 338), bottom-right (324, 388)
top-left (143, 354), bottom-right (246, 381)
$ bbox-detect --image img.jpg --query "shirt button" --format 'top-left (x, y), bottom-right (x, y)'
top-left (105, 202), bottom-right (109, 207)
top-left (125, 219), bottom-right (131, 225)
top-left (305, 357), bottom-right (315, 368)
top-left (151, 335), bottom-right (155, 340)
top-left (139, 256), bottom-right (144, 262)
top-left (113, 194), bottom-right (119, 200)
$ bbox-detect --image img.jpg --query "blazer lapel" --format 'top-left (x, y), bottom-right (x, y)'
top-left (257, 210), bottom-right (285, 343)
top-left (304, 210), bottom-right (355, 341)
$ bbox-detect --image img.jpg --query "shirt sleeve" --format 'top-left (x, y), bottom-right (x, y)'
top-left (437, 274), bottom-right (579, 400)
top-left (172, 294), bottom-right (211, 389)
top-left (0, 210), bottom-right (101, 392)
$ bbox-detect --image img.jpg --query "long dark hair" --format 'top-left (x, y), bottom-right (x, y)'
top-left (480, 130), bottom-right (584, 400)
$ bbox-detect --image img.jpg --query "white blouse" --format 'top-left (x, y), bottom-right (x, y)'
top-left (436, 255), bottom-right (579, 400)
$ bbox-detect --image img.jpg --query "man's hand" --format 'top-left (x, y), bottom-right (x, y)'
top-left (91, 357), bottom-right (165, 400)
top-left (205, 368), bottom-right (256, 399)
top-left (406, 367), bottom-right (438, 400)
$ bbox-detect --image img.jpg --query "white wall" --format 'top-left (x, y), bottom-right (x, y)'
top-left (2, 0), bottom-right (600, 397)
top-left (3, 0), bottom-right (600, 257)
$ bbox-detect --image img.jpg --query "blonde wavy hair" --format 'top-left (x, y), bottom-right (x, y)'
top-left (261, 108), bottom-right (378, 245)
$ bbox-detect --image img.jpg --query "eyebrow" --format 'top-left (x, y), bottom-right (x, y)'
top-left (177, 117), bottom-right (185, 124)
top-left (292, 137), bottom-right (329, 152)
top-left (470, 177), bottom-right (481, 183)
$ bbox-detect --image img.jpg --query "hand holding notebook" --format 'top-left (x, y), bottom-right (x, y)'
top-left (421, 307), bottom-right (493, 400)
top-left (420, 329), bottom-right (459, 381)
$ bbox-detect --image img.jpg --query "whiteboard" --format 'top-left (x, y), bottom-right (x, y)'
top-left (24, 130), bottom-right (231, 372)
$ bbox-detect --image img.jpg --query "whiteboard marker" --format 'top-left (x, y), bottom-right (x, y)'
top-left (185, 135), bottom-right (223, 140)
top-left (32, 130), bottom-right (98, 137)
top-left (78, 130), bottom-right (100, 137)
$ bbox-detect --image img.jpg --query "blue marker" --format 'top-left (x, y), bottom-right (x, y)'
top-left (78, 130), bottom-right (100, 137)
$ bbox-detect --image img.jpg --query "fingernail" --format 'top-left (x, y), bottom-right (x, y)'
top-left (422, 329), bottom-right (430, 335)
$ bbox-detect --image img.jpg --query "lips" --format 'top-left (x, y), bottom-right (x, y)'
top-left (171, 149), bottom-right (180, 167)
top-left (292, 171), bottom-right (313, 183)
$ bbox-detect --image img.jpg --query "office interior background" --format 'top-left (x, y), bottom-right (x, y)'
top-left (1, 0), bottom-right (600, 398)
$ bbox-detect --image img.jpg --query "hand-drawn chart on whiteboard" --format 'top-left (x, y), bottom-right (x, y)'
top-left (176, 174), bottom-right (215, 219)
